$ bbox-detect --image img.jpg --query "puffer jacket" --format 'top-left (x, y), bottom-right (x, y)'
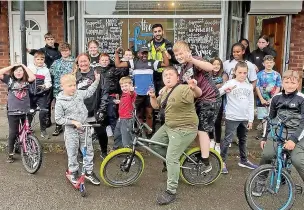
top-left (250, 47), bottom-right (277, 71)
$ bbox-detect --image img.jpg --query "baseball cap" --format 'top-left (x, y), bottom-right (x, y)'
top-left (139, 46), bottom-right (149, 52)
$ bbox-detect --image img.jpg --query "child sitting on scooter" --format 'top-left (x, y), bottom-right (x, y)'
top-left (54, 73), bottom-right (101, 185)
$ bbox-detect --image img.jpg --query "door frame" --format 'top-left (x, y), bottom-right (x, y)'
top-left (8, 1), bottom-right (48, 64)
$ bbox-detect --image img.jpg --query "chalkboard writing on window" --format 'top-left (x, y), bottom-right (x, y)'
top-left (174, 18), bottom-right (220, 60)
top-left (85, 18), bottom-right (123, 59)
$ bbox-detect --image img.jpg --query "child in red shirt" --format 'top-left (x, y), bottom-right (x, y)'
top-left (113, 76), bottom-right (137, 149)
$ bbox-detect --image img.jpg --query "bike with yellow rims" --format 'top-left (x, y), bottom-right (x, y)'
top-left (100, 108), bottom-right (223, 187)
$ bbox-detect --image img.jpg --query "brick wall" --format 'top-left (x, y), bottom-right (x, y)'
top-left (47, 1), bottom-right (64, 44)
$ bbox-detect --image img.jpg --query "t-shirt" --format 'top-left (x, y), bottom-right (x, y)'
top-left (256, 70), bottom-right (282, 106)
top-left (128, 59), bottom-right (161, 95)
top-left (1, 75), bottom-right (30, 115)
top-left (119, 92), bottom-right (137, 119)
top-left (157, 85), bottom-right (198, 130)
top-left (179, 56), bottom-right (219, 102)
top-left (223, 59), bottom-right (257, 82)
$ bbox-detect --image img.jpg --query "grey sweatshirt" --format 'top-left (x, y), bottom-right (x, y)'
top-left (55, 79), bottom-right (99, 126)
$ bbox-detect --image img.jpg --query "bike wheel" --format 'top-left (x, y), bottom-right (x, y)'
top-left (244, 164), bottom-right (296, 210)
top-left (180, 147), bottom-right (222, 185)
top-left (100, 148), bottom-right (145, 187)
top-left (21, 135), bottom-right (43, 174)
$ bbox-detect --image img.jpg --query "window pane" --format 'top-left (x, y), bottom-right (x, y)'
top-left (12, 1), bottom-right (44, 11)
top-left (231, 1), bottom-right (242, 17)
top-left (85, 0), bottom-right (128, 15)
top-left (174, 0), bottom-right (221, 15)
top-left (69, 1), bottom-right (75, 17)
top-left (69, 20), bottom-right (76, 57)
top-left (128, 1), bottom-right (175, 15)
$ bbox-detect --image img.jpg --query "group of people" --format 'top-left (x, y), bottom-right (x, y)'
top-left (1, 23), bottom-right (304, 206)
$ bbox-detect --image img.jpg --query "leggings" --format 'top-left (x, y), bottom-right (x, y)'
top-left (7, 115), bottom-right (26, 154)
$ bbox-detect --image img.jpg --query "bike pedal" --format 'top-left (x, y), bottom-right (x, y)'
top-left (296, 184), bottom-right (303, 195)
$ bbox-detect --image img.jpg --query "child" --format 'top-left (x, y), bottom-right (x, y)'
top-left (49, 43), bottom-right (75, 136)
top-left (173, 40), bottom-right (220, 173)
top-left (208, 57), bottom-right (228, 154)
top-left (254, 70), bottom-right (304, 196)
top-left (120, 49), bottom-right (134, 78)
top-left (256, 55), bottom-right (282, 137)
top-left (55, 73), bottom-right (101, 185)
top-left (0, 64), bottom-right (36, 162)
top-left (219, 61), bottom-right (258, 174)
top-left (28, 32), bottom-right (61, 68)
top-left (223, 43), bottom-right (257, 87)
top-left (28, 51), bottom-right (52, 139)
top-left (113, 77), bottom-right (137, 149)
top-left (87, 40), bottom-right (101, 68)
top-left (115, 46), bottom-right (169, 138)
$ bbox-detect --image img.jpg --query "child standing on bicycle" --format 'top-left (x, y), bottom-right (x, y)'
top-left (255, 70), bottom-right (304, 196)
top-left (55, 73), bottom-right (101, 185)
top-left (0, 64), bottom-right (36, 162)
top-left (112, 76), bottom-right (137, 150)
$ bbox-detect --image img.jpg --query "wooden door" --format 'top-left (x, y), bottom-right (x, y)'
top-left (262, 17), bottom-right (286, 74)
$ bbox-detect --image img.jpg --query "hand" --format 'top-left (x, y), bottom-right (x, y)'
top-left (116, 47), bottom-right (123, 53)
top-left (224, 85), bottom-right (236, 93)
top-left (184, 53), bottom-right (193, 63)
top-left (247, 122), bottom-right (253, 130)
top-left (284, 140), bottom-right (296, 151)
top-left (148, 89), bottom-right (156, 98)
top-left (71, 120), bottom-right (82, 129)
top-left (260, 141), bottom-right (267, 149)
top-left (129, 86), bottom-right (135, 92)
top-left (38, 84), bottom-right (46, 90)
top-left (113, 99), bottom-right (120, 104)
top-left (187, 79), bottom-right (198, 90)
top-left (164, 51), bottom-right (171, 59)
top-left (26, 48), bottom-right (31, 53)
top-left (94, 71), bottom-right (100, 81)
top-left (261, 99), bottom-right (268, 105)
top-left (158, 87), bottom-right (167, 96)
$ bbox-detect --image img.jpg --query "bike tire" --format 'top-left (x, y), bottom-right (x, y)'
top-left (244, 164), bottom-right (296, 210)
top-left (100, 148), bottom-right (145, 187)
top-left (180, 147), bottom-right (223, 185)
top-left (21, 135), bottom-right (43, 174)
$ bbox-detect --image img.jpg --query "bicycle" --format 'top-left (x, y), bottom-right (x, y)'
top-left (65, 124), bottom-right (100, 197)
top-left (244, 116), bottom-right (303, 210)
top-left (99, 108), bottom-right (223, 187)
top-left (9, 108), bottom-right (45, 174)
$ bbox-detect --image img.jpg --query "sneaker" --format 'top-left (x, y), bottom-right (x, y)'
top-left (214, 144), bottom-right (221, 154)
top-left (210, 140), bottom-right (215, 149)
top-left (201, 163), bottom-right (212, 174)
top-left (106, 126), bottom-right (113, 137)
top-left (157, 190), bottom-right (176, 205)
top-left (6, 154), bottom-right (14, 163)
top-left (70, 171), bottom-right (79, 184)
top-left (238, 160), bottom-right (258, 170)
top-left (40, 130), bottom-right (50, 139)
top-left (100, 152), bottom-right (108, 160)
top-left (252, 180), bottom-right (266, 197)
top-left (222, 163), bottom-right (228, 174)
top-left (52, 125), bottom-right (63, 136)
top-left (85, 172), bottom-right (100, 185)
top-left (229, 143), bottom-right (232, 148)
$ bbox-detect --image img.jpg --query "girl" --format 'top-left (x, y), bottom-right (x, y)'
top-left (49, 43), bottom-right (75, 136)
top-left (239, 38), bottom-right (252, 62)
top-left (219, 61), bottom-right (258, 174)
top-left (223, 42), bottom-right (257, 87)
top-left (251, 35), bottom-right (277, 72)
top-left (0, 64), bottom-right (36, 162)
top-left (87, 40), bottom-right (101, 67)
top-left (208, 58), bottom-right (228, 154)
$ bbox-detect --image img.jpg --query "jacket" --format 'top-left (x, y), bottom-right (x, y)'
top-left (29, 43), bottom-right (62, 68)
top-left (28, 63), bottom-right (52, 95)
top-left (250, 47), bottom-right (277, 71)
top-left (265, 90), bottom-right (304, 143)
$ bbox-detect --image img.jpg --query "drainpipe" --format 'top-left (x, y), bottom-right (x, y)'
top-left (20, 0), bottom-right (27, 65)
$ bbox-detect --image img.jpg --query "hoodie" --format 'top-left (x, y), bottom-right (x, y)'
top-left (29, 43), bottom-right (62, 68)
top-left (54, 79), bottom-right (99, 126)
top-left (28, 63), bottom-right (52, 96)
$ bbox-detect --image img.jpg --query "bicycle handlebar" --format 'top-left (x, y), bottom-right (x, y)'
top-left (8, 107), bottom-right (49, 115)
top-left (82, 124), bottom-right (101, 128)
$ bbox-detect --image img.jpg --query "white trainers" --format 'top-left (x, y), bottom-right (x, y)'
top-left (106, 126), bottom-right (113, 137)
top-left (214, 144), bottom-right (221, 154)
top-left (210, 140), bottom-right (215, 149)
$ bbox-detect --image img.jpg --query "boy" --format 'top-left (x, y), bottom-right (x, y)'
top-left (50, 43), bottom-right (75, 136)
top-left (115, 46), bottom-right (169, 137)
top-left (113, 77), bottom-right (137, 149)
top-left (256, 55), bottom-right (282, 137)
top-left (55, 73), bottom-right (101, 185)
top-left (173, 40), bottom-right (220, 173)
top-left (254, 70), bottom-right (304, 196)
top-left (28, 32), bottom-right (61, 68)
top-left (28, 51), bottom-right (52, 139)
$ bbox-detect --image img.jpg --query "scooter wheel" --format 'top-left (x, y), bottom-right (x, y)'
top-left (80, 183), bottom-right (86, 197)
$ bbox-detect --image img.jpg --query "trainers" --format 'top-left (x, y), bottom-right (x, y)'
top-left (70, 171), bottom-right (79, 184)
top-left (6, 154), bottom-right (14, 163)
top-left (201, 163), bottom-right (212, 174)
top-left (238, 160), bottom-right (259, 170)
top-left (100, 152), bottom-right (108, 160)
top-left (157, 190), bottom-right (176, 205)
top-left (222, 163), bottom-right (228, 174)
top-left (52, 125), bottom-right (62, 136)
top-left (229, 143), bottom-right (232, 148)
top-left (85, 172), bottom-right (100, 185)
top-left (214, 144), bottom-right (221, 154)
top-left (210, 140), bottom-right (215, 149)
top-left (252, 180), bottom-right (266, 197)
top-left (40, 130), bottom-right (50, 139)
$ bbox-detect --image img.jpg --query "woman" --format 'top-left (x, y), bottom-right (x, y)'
top-left (251, 35), bottom-right (277, 72)
top-left (148, 66), bottom-right (202, 205)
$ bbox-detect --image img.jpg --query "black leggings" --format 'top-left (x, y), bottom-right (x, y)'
top-left (8, 115), bottom-right (26, 154)
top-left (28, 94), bottom-right (48, 131)
top-left (94, 124), bottom-right (108, 154)
top-left (208, 102), bottom-right (223, 144)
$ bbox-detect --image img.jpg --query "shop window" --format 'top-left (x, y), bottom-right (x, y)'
top-left (12, 0), bottom-right (45, 11)
top-left (85, 0), bottom-right (128, 15)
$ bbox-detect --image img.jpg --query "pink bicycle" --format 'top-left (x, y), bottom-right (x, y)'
top-left (10, 108), bottom-right (44, 174)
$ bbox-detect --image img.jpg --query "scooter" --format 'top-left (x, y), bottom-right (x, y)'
top-left (66, 124), bottom-right (100, 197)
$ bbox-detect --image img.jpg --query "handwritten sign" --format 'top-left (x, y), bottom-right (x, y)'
top-left (129, 19), bottom-right (153, 52)
top-left (174, 18), bottom-right (220, 59)
top-left (85, 18), bottom-right (123, 59)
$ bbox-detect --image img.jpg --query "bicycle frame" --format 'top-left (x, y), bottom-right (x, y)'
top-left (18, 115), bottom-right (31, 154)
